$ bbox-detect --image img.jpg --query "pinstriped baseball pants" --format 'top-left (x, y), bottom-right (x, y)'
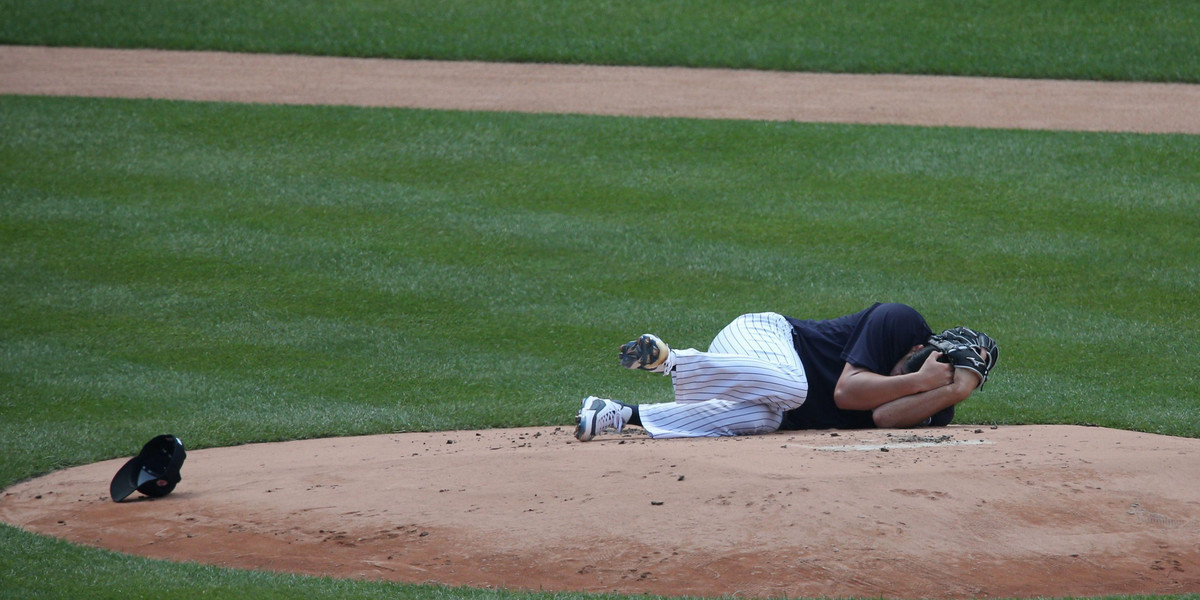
top-left (638, 312), bottom-right (809, 439)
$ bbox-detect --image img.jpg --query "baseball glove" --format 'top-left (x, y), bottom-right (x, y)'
top-left (926, 326), bottom-right (998, 388)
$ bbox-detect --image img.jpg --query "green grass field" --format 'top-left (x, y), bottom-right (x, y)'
top-left (2, 0), bottom-right (1200, 82)
top-left (2, 1), bottom-right (1200, 598)
top-left (3, 96), bottom-right (1198, 600)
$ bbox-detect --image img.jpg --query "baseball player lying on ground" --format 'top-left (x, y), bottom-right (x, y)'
top-left (575, 303), bottom-right (998, 441)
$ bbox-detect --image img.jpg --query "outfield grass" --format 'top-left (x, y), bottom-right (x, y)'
top-left (3, 0), bottom-right (1200, 82)
top-left (1, 95), bottom-right (1198, 598)
top-left (2, 3), bottom-right (1199, 597)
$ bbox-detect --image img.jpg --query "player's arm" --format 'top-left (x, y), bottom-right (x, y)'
top-left (832, 350), bottom-right (954, 411)
top-left (871, 369), bottom-right (980, 428)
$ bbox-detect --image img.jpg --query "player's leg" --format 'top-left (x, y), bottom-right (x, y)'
top-left (638, 398), bottom-right (784, 438)
top-left (670, 312), bottom-right (808, 410)
top-left (708, 312), bottom-right (804, 364)
top-left (578, 312), bottom-right (806, 441)
top-left (575, 395), bottom-right (785, 440)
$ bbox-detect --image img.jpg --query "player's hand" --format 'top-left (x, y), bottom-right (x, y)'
top-left (918, 350), bottom-right (955, 389)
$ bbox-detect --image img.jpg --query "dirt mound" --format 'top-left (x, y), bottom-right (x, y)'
top-left (3, 425), bottom-right (1197, 598)
top-left (3, 45), bottom-right (1199, 598)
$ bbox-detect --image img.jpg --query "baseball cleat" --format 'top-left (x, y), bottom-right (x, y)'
top-left (619, 334), bottom-right (670, 371)
top-left (575, 396), bottom-right (631, 442)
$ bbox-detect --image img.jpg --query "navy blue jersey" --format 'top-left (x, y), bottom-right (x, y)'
top-left (780, 303), bottom-right (932, 430)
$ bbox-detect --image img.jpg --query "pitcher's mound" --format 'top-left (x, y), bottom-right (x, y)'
top-left (2, 424), bottom-right (1197, 598)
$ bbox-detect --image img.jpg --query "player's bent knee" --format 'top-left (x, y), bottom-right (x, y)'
top-left (732, 409), bottom-right (784, 436)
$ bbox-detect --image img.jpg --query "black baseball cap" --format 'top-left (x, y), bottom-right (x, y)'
top-left (110, 434), bottom-right (187, 502)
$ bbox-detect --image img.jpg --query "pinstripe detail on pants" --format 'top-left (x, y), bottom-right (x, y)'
top-left (639, 312), bottom-right (809, 439)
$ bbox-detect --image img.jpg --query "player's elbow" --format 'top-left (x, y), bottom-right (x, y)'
top-left (832, 366), bottom-right (885, 411)
top-left (833, 380), bottom-right (876, 411)
top-left (832, 385), bottom-right (857, 410)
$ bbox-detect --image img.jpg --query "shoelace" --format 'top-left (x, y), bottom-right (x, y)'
top-left (599, 403), bottom-right (626, 433)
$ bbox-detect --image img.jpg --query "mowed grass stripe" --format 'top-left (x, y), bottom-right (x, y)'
top-left (1, 94), bottom-right (1197, 599)
top-left (2, 0), bottom-right (1199, 82)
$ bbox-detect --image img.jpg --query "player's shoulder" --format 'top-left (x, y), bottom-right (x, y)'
top-left (862, 302), bottom-right (932, 336)
top-left (861, 302), bottom-right (922, 322)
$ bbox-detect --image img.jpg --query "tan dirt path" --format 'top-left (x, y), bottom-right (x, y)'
top-left (2, 44), bottom-right (1200, 600)
top-left (3, 45), bottom-right (1200, 133)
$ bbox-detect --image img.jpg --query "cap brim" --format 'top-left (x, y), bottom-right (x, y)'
top-left (109, 456), bottom-right (145, 502)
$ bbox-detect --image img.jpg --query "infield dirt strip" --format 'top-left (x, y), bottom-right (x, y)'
top-left (2, 45), bottom-right (1200, 133)
top-left (2, 45), bottom-right (1200, 599)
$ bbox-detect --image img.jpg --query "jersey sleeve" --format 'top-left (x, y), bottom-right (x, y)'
top-left (840, 303), bottom-right (933, 375)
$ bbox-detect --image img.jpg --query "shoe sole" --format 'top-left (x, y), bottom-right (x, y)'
top-left (620, 334), bottom-right (666, 370)
top-left (574, 396), bottom-right (604, 441)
